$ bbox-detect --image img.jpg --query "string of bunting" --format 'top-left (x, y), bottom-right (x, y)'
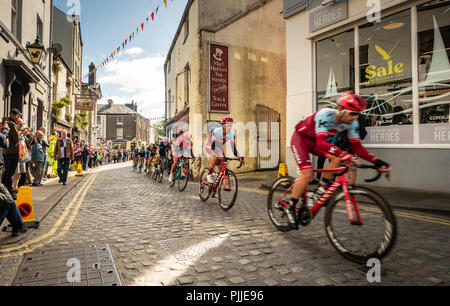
top-left (81, 0), bottom-right (173, 81)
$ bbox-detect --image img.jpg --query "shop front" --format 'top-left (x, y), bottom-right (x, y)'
top-left (285, 0), bottom-right (450, 192)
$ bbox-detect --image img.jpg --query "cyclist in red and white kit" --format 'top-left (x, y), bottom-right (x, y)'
top-left (286, 92), bottom-right (392, 230)
top-left (169, 131), bottom-right (195, 183)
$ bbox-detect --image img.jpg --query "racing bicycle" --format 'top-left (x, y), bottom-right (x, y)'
top-left (267, 165), bottom-right (396, 263)
top-left (169, 156), bottom-right (195, 192)
top-left (199, 157), bottom-right (243, 211)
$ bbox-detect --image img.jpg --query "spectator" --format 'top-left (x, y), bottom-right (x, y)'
top-left (0, 183), bottom-right (27, 237)
top-left (2, 109), bottom-right (21, 198)
top-left (19, 127), bottom-right (34, 187)
top-left (82, 144), bottom-right (89, 171)
top-left (38, 127), bottom-right (49, 182)
top-left (54, 130), bottom-right (74, 186)
top-left (31, 131), bottom-right (45, 186)
top-left (46, 132), bottom-right (58, 179)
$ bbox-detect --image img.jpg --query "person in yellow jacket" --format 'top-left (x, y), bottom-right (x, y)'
top-left (46, 132), bottom-right (58, 178)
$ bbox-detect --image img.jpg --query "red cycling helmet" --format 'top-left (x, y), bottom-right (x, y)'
top-left (337, 92), bottom-right (367, 112)
top-left (221, 116), bottom-right (234, 125)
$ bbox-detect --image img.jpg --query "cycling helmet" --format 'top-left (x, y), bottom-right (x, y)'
top-left (221, 116), bottom-right (234, 125)
top-left (183, 132), bottom-right (192, 139)
top-left (337, 92), bottom-right (366, 112)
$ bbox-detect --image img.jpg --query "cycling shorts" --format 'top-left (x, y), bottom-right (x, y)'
top-left (139, 152), bottom-right (145, 158)
top-left (290, 132), bottom-right (328, 172)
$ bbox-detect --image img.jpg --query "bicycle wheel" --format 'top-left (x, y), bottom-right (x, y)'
top-left (178, 163), bottom-right (189, 192)
top-left (198, 169), bottom-right (211, 202)
top-left (325, 186), bottom-right (397, 263)
top-left (169, 167), bottom-right (177, 188)
top-left (218, 170), bottom-right (238, 211)
top-left (267, 176), bottom-right (296, 232)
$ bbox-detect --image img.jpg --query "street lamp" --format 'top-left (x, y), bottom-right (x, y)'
top-left (26, 37), bottom-right (46, 65)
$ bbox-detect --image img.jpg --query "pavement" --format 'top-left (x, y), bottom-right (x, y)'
top-left (0, 161), bottom-right (449, 286)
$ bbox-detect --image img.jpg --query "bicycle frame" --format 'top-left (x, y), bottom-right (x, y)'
top-left (278, 167), bottom-right (362, 225)
top-left (200, 159), bottom-right (231, 193)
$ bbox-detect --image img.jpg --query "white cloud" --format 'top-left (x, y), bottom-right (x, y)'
top-left (97, 54), bottom-right (165, 119)
top-left (124, 47), bottom-right (144, 56)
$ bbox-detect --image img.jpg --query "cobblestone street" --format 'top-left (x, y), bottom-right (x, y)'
top-left (1, 162), bottom-right (449, 286)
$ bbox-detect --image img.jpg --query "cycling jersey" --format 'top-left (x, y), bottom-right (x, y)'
top-left (291, 108), bottom-right (377, 171)
top-left (205, 127), bottom-right (239, 157)
top-left (133, 149), bottom-right (139, 158)
top-left (157, 142), bottom-right (171, 157)
top-left (173, 136), bottom-right (194, 158)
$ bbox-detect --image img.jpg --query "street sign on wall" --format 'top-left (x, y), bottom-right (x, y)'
top-left (75, 96), bottom-right (95, 111)
top-left (209, 43), bottom-right (229, 113)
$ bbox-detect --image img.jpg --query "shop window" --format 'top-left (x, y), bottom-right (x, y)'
top-left (418, 1), bottom-right (450, 144)
top-left (316, 29), bottom-right (355, 109)
top-left (359, 10), bottom-right (413, 145)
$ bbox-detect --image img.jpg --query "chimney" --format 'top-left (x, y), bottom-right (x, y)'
top-left (89, 62), bottom-right (96, 85)
top-left (108, 99), bottom-right (114, 106)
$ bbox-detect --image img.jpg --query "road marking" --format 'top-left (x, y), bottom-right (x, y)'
top-left (0, 174), bottom-right (99, 258)
top-left (0, 174), bottom-right (97, 254)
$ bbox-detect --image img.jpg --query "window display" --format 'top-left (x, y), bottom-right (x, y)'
top-left (316, 29), bottom-right (355, 109)
top-left (359, 10), bottom-right (413, 144)
top-left (418, 1), bottom-right (450, 144)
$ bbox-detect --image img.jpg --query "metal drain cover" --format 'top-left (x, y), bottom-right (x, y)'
top-left (13, 243), bottom-right (121, 286)
top-left (159, 235), bottom-right (230, 262)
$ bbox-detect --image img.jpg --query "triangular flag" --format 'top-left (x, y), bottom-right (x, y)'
top-left (125, 39), bottom-right (127, 46)
top-left (114, 51), bottom-right (116, 57)
top-left (156, 6), bottom-right (159, 15)
top-left (132, 32), bottom-right (134, 39)
top-left (151, 12), bottom-right (154, 21)
top-left (164, 0), bottom-right (167, 8)
top-left (141, 23), bottom-right (144, 31)
top-left (146, 17), bottom-right (149, 23)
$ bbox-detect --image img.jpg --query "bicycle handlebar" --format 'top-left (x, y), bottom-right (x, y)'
top-left (222, 157), bottom-right (244, 169)
top-left (331, 164), bottom-right (390, 183)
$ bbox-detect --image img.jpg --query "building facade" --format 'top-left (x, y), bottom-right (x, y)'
top-left (81, 63), bottom-right (102, 145)
top-left (0, 0), bottom-right (53, 131)
top-left (284, 0), bottom-right (450, 192)
top-left (51, 6), bottom-right (83, 139)
top-left (165, 0), bottom-right (287, 172)
top-left (97, 100), bottom-right (151, 149)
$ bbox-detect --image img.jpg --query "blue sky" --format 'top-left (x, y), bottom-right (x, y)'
top-left (53, 0), bottom-right (188, 120)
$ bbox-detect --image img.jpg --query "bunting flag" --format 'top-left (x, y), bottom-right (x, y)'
top-left (83, 0), bottom-right (173, 79)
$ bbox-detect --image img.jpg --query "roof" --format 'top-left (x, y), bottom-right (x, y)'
top-left (97, 104), bottom-right (137, 115)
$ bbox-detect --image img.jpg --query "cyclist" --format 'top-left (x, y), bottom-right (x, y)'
top-left (132, 147), bottom-right (140, 168)
top-left (286, 92), bottom-right (392, 230)
top-left (138, 145), bottom-right (146, 169)
top-left (169, 132), bottom-right (196, 183)
top-left (154, 138), bottom-right (172, 173)
top-left (205, 116), bottom-right (244, 184)
top-left (146, 143), bottom-right (157, 172)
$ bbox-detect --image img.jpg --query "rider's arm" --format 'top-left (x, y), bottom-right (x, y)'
top-left (315, 133), bottom-right (346, 158)
top-left (349, 139), bottom-right (377, 163)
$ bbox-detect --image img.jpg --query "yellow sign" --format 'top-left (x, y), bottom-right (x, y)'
top-left (16, 187), bottom-right (36, 223)
top-left (278, 163), bottom-right (289, 178)
top-left (76, 163), bottom-right (83, 177)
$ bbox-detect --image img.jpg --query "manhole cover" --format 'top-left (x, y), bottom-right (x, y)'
top-left (13, 243), bottom-right (121, 286)
top-left (159, 235), bottom-right (230, 262)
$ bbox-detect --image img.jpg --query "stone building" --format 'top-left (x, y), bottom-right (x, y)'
top-left (164, 0), bottom-right (287, 172)
top-left (81, 62), bottom-right (102, 145)
top-left (0, 0), bottom-right (53, 130)
top-left (97, 100), bottom-right (151, 149)
top-left (51, 6), bottom-right (83, 137)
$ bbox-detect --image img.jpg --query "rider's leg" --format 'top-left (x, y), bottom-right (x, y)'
top-left (320, 154), bottom-right (341, 184)
top-left (291, 168), bottom-right (314, 201)
top-left (171, 157), bottom-right (178, 174)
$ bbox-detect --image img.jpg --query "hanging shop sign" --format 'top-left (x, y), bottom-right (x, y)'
top-left (209, 43), bottom-right (229, 113)
top-left (75, 96), bottom-right (95, 111)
